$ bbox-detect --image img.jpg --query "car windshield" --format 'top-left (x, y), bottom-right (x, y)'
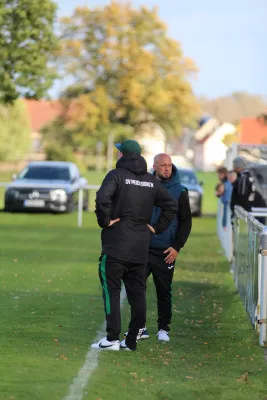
top-left (18, 166), bottom-right (71, 181)
top-left (179, 170), bottom-right (198, 185)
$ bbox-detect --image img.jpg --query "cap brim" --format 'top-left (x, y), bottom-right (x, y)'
top-left (115, 143), bottom-right (122, 151)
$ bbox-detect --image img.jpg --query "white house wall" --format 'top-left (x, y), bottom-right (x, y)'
top-left (136, 124), bottom-right (166, 169)
top-left (194, 143), bottom-right (204, 170)
top-left (203, 123), bottom-right (235, 171)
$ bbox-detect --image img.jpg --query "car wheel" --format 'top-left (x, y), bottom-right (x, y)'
top-left (67, 199), bottom-right (75, 213)
top-left (194, 209), bottom-right (202, 217)
top-left (83, 192), bottom-right (89, 211)
top-left (194, 199), bottom-right (202, 217)
top-left (4, 204), bottom-right (11, 212)
top-left (83, 202), bottom-right (89, 211)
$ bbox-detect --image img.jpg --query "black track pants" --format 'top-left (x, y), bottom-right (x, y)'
top-left (98, 254), bottom-right (146, 350)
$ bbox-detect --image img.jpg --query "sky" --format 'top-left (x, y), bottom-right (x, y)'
top-left (53, 0), bottom-right (267, 99)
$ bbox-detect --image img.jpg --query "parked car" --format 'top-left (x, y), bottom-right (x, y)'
top-left (179, 168), bottom-right (203, 216)
top-left (4, 161), bottom-right (88, 213)
top-left (149, 166), bottom-right (203, 216)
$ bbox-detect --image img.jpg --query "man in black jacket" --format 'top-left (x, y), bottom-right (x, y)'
top-left (231, 156), bottom-right (266, 223)
top-left (92, 140), bottom-right (178, 351)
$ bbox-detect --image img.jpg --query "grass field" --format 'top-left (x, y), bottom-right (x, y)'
top-left (1, 211), bottom-right (267, 400)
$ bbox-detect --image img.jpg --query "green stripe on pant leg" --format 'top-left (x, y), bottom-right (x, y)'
top-left (100, 254), bottom-right (111, 315)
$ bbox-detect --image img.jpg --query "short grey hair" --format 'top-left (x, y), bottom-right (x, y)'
top-left (233, 156), bottom-right (248, 170)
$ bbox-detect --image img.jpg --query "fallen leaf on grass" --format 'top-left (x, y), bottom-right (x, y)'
top-left (237, 372), bottom-right (249, 383)
top-left (186, 376), bottom-right (194, 379)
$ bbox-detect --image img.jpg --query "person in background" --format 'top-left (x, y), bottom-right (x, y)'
top-left (217, 167), bottom-right (233, 199)
top-left (92, 140), bottom-right (178, 351)
top-left (227, 170), bottom-right (237, 184)
top-left (215, 182), bottom-right (229, 230)
top-left (216, 167), bottom-right (232, 229)
top-left (231, 156), bottom-right (266, 224)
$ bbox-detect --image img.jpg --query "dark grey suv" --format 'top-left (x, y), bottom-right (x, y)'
top-left (4, 161), bottom-right (88, 213)
top-left (179, 168), bottom-right (203, 217)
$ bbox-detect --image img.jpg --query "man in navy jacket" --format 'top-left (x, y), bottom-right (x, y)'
top-left (140, 153), bottom-right (192, 342)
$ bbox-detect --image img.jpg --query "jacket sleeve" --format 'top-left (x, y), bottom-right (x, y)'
top-left (152, 181), bottom-right (178, 234)
top-left (171, 189), bottom-right (192, 252)
top-left (230, 180), bottom-right (237, 213)
top-left (223, 181), bottom-right (232, 203)
top-left (95, 172), bottom-right (118, 228)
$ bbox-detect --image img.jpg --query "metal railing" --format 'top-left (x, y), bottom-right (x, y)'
top-left (218, 203), bottom-right (267, 346)
top-left (77, 185), bottom-right (100, 227)
top-left (0, 182), bottom-right (100, 227)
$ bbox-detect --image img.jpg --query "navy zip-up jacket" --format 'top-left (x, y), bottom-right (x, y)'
top-left (149, 165), bottom-right (192, 252)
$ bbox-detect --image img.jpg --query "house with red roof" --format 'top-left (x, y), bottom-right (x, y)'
top-left (24, 99), bottom-right (62, 159)
top-left (192, 118), bottom-right (236, 171)
top-left (239, 117), bottom-right (267, 144)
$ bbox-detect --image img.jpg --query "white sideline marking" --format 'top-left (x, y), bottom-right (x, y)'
top-left (63, 287), bottom-right (126, 400)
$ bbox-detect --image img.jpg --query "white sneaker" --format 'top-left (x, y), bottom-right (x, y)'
top-left (91, 337), bottom-right (120, 351)
top-left (120, 339), bottom-right (133, 351)
top-left (124, 327), bottom-right (149, 340)
top-left (157, 330), bottom-right (170, 342)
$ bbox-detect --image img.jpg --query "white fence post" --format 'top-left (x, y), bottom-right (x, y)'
top-left (78, 188), bottom-right (84, 228)
top-left (217, 200), bottom-right (233, 262)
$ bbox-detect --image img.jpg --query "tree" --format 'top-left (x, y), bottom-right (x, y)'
top-left (0, 100), bottom-right (31, 160)
top-left (0, 0), bottom-right (58, 104)
top-left (53, 2), bottom-right (199, 144)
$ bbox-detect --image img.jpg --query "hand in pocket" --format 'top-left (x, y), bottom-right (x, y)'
top-left (108, 218), bottom-right (120, 227)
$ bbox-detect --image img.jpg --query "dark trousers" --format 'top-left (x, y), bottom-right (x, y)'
top-left (146, 250), bottom-right (175, 331)
top-left (98, 254), bottom-right (146, 350)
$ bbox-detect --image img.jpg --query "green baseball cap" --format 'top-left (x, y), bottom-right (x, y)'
top-left (115, 139), bottom-right (141, 155)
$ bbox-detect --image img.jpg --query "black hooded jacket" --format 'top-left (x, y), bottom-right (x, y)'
top-left (95, 154), bottom-right (178, 264)
top-left (231, 169), bottom-right (266, 213)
